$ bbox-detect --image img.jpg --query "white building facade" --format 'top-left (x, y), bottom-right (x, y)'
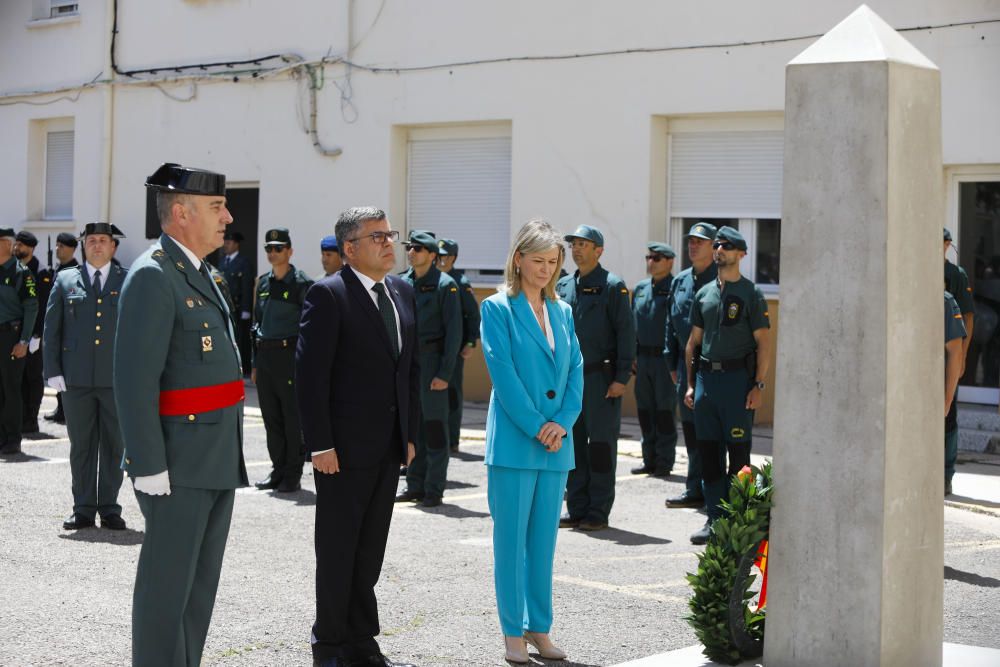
top-left (2, 0), bottom-right (999, 403)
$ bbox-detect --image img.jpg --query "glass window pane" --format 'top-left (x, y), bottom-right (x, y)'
top-left (755, 218), bottom-right (780, 285)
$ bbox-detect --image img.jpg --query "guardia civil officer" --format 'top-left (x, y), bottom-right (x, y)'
top-left (684, 226), bottom-right (770, 545)
top-left (45, 223), bottom-right (128, 530)
top-left (114, 163), bottom-right (247, 666)
top-left (945, 290), bottom-right (967, 496)
top-left (218, 230), bottom-right (254, 375)
top-left (39, 233), bottom-right (80, 426)
top-left (944, 228), bottom-right (974, 359)
top-left (252, 228), bottom-right (313, 493)
top-left (14, 231), bottom-right (44, 433)
top-left (320, 234), bottom-right (343, 275)
top-left (436, 238), bottom-right (481, 452)
top-left (630, 242), bottom-right (678, 477)
top-left (664, 222), bottom-right (718, 509)
top-left (555, 225), bottom-right (635, 531)
top-left (396, 230), bottom-right (462, 507)
top-left (0, 228), bottom-right (38, 456)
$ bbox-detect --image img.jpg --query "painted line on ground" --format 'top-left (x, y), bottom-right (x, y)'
top-left (553, 574), bottom-right (688, 604)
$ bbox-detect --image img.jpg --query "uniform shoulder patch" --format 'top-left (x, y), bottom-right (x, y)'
top-left (450, 287), bottom-right (457, 292)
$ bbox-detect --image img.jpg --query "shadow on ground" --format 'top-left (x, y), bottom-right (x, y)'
top-left (58, 528), bottom-right (145, 546)
top-left (573, 527), bottom-right (670, 546)
top-left (945, 565), bottom-right (1000, 588)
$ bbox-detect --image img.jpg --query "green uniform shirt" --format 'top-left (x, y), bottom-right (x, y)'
top-left (944, 261), bottom-right (974, 315)
top-left (0, 257), bottom-right (38, 344)
top-left (945, 291), bottom-right (967, 343)
top-left (665, 263), bottom-right (718, 370)
top-left (691, 275), bottom-right (769, 361)
top-left (446, 268), bottom-right (481, 348)
top-left (401, 265), bottom-right (463, 381)
top-left (632, 275), bottom-right (673, 348)
top-left (555, 264), bottom-right (635, 384)
top-left (253, 265), bottom-right (313, 341)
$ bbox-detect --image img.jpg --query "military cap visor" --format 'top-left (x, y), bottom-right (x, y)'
top-left (687, 223), bottom-right (718, 241)
top-left (564, 225), bottom-right (604, 247)
top-left (408, 231), bottom-right (438, 253)
top-left (264, 228), bottom-right (291, 246)
top-left (646, 242), bottom-right (675, 258)
top-left (714, 225), bottom-right (748, 251)
top-left (145, 163), bottom-right (226, 196)
top-left (320, 235), bottom-right (339, 251)
top-left (15, 231), bottom-right (38, 247)
top-left (437, 239), bottom-right (459, 256)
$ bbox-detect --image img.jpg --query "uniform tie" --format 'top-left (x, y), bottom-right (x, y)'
top-left (92, 269), bottom-right (102, 295)
top-left (372, 282), bottom-right (400, 360)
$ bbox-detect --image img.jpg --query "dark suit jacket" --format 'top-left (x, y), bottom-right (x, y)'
top-left (295, 264), bottom-right (420, 468)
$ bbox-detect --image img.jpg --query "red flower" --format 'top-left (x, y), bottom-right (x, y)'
top-left (737, 465), bottom-right (754, 482)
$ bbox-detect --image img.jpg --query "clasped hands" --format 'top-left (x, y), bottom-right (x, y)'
top-left (313, 442), bottom-right (416, 475)
top-left (536, 421), bottom-right (566, 452)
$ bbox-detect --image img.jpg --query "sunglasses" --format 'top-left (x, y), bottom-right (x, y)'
top-left (712, 241), bottom-right (736, 250)
top-left (645, 254), bottom-right (667, 262)
top-left (404, 244), bottom-right (427, 253)
top-left (264, 245), bottom-right (288, 253)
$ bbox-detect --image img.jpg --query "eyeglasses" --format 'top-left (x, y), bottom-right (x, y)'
top-left (347, 230), bottom-right (400, 245)
top-left (712, 241), bottom-right (736, 250)
top-left (645, 254), bottom-right (666, 262)
top-left (404, 244), bottom-right (426, 253)
top-left (264, 246), bottom-right (288, 253)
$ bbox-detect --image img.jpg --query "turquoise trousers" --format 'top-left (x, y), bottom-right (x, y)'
top-left (487, 465), bottom-right (569, 637)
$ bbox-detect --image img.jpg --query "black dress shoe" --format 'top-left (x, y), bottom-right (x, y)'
top-left (44, 408), bottom-right (65, 423)
top-left (630, 464), bottom-right (654, 475)
top-left (63, 513), bottom-right (96, 530)
top-left (665, 493), bottom-right (704, 508)
top-left (101, 514), bottom-right (127, 530)
top-left (652, 467), bottom-right (672, 478)
top-left (0, 440), bottom-right (22, 456)
top-left (420, 495), bottom-right (442, 508)
top-left (359, 653), bottom-right (416, 667)
top-left (312, 658), bottom-right (346, 667)
top-left (254, 474), bottom-right (283, 490)
top-left (558, 513), bottom-right (581, 528)
top-left (276, 478), bottom-right (301, 493)
top-left (394, 489), bottom-right (424, 503)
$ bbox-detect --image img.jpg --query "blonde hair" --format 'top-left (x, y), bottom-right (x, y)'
top-left (502, 219), bottom-right (565, 300)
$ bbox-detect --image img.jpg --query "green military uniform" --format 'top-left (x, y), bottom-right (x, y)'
top-left (632, 242), bottom-right (678, 475)
top-left (438, 239), bottom-right (481, 452)
top-left (115, 164), bottom-right (247, 667)
top-left (556, 226), bottom-right (635, 526)
top-left (210, 266), bottom-right (237, 318)
top-left (0, 237), bottom-right (38, 454)
top-left (690, 226), bottom-right (769, 522)
top-left (665, 223), bottom-right (719, 503)
top-left (44, 236), bottom-right (128, 525)
top-left (253, 228), bottom-right (313, 490)
top-left (402, 232), bottom-right (462, 502)
top-left (945, 290), bottom-right (967, 491)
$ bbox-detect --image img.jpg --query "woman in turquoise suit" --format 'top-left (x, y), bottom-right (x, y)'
top-left (480, 219), bottom-right (584, 663)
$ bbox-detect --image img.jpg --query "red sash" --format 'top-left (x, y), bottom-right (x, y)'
top-left (158, 379), bottom-right (245, 416)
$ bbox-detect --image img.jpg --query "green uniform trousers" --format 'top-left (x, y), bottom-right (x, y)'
top-left (566, 369), bottom-right (622, 523)
top-left (0, 328), bottom-right (26, 446)
top-left (634, 355), bottom-right (678, 471)
top-left (256, 345), bottom-right (305, 483)
top-left (405, 350), bottom-right (451, 498)
top-left (63, 387), bottom-right (124, 519)
top-left (133, 486), bottom-right (235, 667)
top-left (447, 354), bottom-right (465, 450)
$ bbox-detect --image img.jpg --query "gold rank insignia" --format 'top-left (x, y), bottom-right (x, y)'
top-left (731, 427), bottom-right (746, 439)
top-left (268, 230), bottom-right (278, 241)
top-left (201, 335), bottom-right (214, 352)
top-left (186, 298), bottom-right (195, 308)
top-left (450, 287), bottom-right (457, 292)
top-left (176, 262), bottom-right (185, 269)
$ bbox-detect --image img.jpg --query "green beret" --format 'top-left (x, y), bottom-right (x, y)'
top-left (408, 230), bottom-right (438, 252)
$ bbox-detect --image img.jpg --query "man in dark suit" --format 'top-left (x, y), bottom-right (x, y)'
top-left (296, 206), bottom-right (418, 667)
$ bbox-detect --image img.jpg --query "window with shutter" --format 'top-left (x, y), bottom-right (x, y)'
top-left (44, 130), bottom-right (74, 220)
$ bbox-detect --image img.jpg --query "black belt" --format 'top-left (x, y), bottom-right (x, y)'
top-left (0, 321), bottom-right (22, 333)
top-left (699, 356), bottom-right (746, 373)
top-left (636, 344), bottom-right (662, 357)
top-left (419, 338), bottom-right (444, 354)
top-left (583, 359), bottom-right (614, 374)
top-left (257, 336), bottom-right (297, 350)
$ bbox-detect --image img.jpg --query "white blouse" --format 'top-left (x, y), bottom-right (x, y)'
top-left (542, 300), bottom-right (555, 351)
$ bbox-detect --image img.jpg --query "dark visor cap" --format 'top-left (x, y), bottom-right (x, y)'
top-left (80, 222), bottom-right (125, 239)
top-left (56, 232), bottom-right (79, 248)
top-left (145, 163), bottom-right (226, 196)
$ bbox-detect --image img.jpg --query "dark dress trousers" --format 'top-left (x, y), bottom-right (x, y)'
top-left (295, 265), bottom-right (420, 662)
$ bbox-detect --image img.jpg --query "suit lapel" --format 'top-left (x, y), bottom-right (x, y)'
top-left (511, 293), bottom-right (554, 362)
top-left (342, 266), bottom-right (395, 359)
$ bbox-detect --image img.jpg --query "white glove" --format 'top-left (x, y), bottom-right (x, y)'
top-left (47, 375), bottom-right (67, 392)
top-left (133, 470), bottom-right (171, 496)
top-left (28, 337), bottom-right (40, 354)
top-left (241, 311), bottom-right (251, 321)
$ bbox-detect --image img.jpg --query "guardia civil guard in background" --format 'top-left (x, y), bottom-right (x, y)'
top-left (556, 225), bottom-right (635, 532)
top-left (0, 227), bottom-right (38, 456)
top-left (114, 163), bottom-right (247, 666)
top-left (218, 230), bottom-right (254, 375)
top-left (37, 232), bottom-right (80, 427)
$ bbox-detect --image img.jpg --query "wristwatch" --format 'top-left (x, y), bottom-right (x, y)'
top-left (755, 381), bottom-right (766, 390)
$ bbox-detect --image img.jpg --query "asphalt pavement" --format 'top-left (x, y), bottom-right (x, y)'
top-left (2, 389), bottom-right (999, 666)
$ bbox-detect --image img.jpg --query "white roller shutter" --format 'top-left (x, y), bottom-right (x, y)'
top-left (407, 136), bottom-right (511, 270)
top-left (669, 131), bottom-right (783, 219)
top-left (44, 130), bottom-right (74, 219)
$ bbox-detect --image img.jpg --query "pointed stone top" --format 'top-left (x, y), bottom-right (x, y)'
top-left (790, 4), bottom-right (937, 69)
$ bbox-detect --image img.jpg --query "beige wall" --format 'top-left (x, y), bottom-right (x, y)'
top-left (464, 288), bottom-right (780, 425)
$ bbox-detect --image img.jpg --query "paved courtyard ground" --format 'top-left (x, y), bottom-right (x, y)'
top-left (2, 389), bottom-right (999, 666)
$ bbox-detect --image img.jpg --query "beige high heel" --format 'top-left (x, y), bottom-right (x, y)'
top-left (524, 631), bottom-right (567, 660)
top-left (504, 635), bottom-right (530, 664)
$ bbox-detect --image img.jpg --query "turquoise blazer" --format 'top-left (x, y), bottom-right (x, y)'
top-left (480, 291), bottom-right (583, 471)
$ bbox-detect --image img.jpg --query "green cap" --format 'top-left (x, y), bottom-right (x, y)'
top-left (715, 225), bottom-right (747, 251)
top-left (437, 238), bottom-right (459, 256)
top-left (408, 230), bottom-right (438, 252)
top-left (943, 227), bottom-right (953, 242)
top-left (564, 225), bottom-right (604, 247)
top-left (687, 222), bottom-right (718, 241)
top-left (646, 242), bottom-right (675, 258)
top-left (264, 228), bottom-right (292, 247)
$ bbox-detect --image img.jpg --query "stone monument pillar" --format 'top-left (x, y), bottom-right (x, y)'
top-left (765, 5), bottom-right (943, 666)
